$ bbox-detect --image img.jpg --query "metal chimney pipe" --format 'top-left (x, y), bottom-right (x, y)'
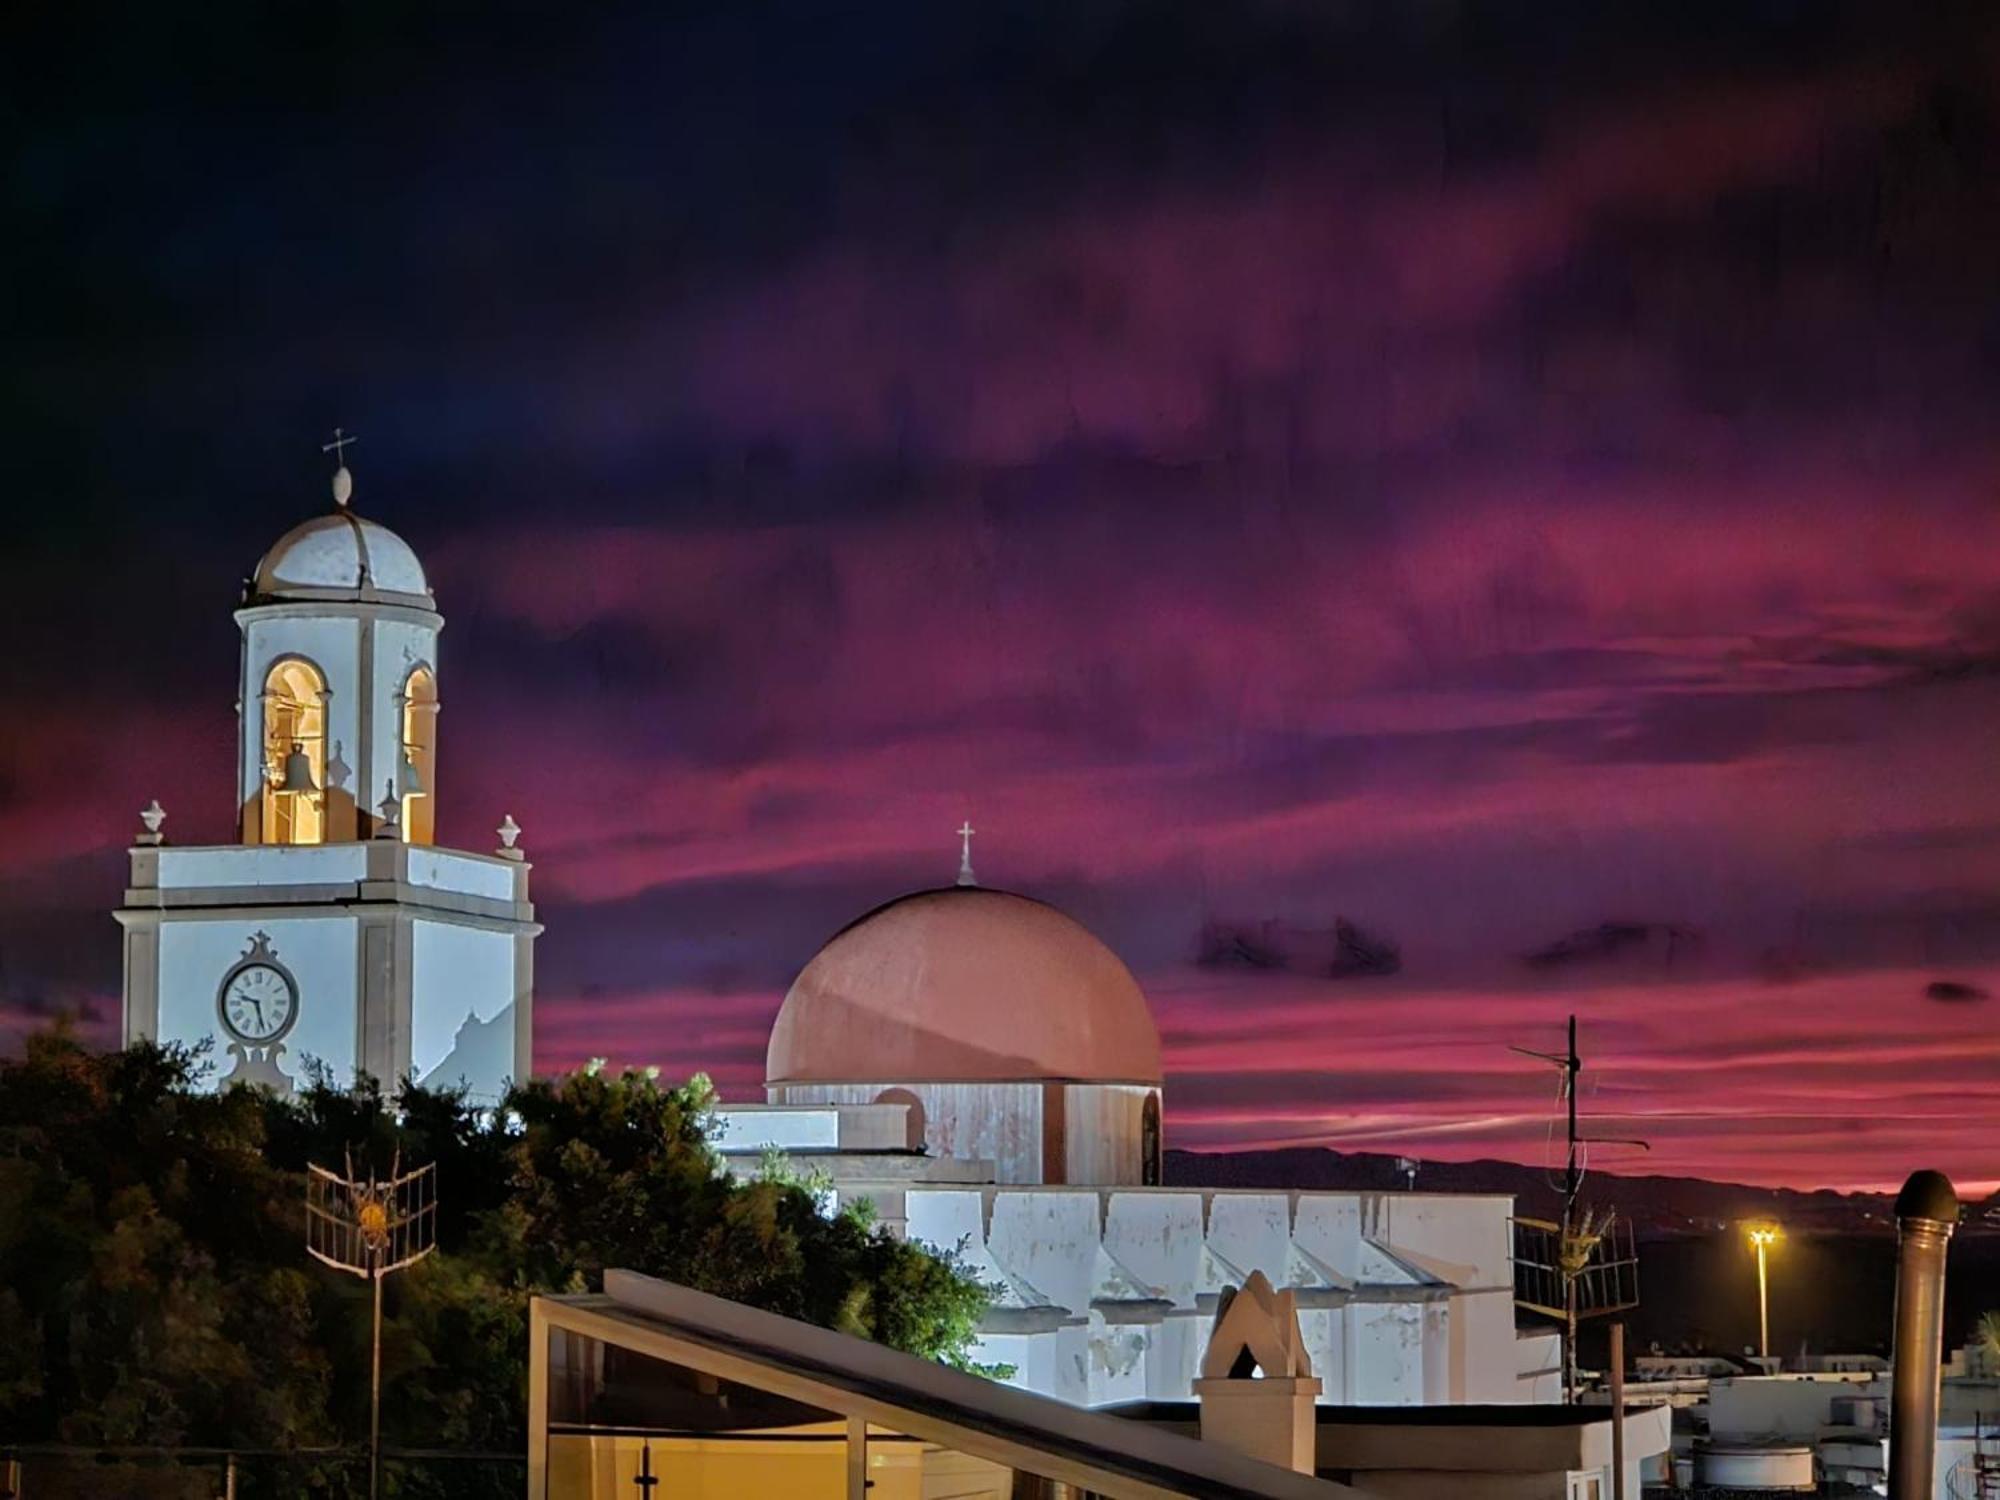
top-left (1609, 1321), bottom-right (1628, 1500)
top-left (1887, 1169), bottom-right (1958, 1500)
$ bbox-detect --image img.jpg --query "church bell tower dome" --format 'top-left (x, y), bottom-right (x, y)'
top-left (249, 510), bottom-right (432, 606)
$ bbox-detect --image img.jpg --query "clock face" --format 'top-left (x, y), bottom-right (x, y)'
top-left (219, 961), bottom-right (298, 1044)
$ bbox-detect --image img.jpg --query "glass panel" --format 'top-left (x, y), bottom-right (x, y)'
top-left (862, 1423), bottom-right (1111, 1500)
top-left (547, 1327), bottom-right (849, 1498)
top-left (541, 1329), bottom-right (1123, 1499)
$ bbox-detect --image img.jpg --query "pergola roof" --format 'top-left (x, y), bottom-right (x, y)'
top-left (531, 1269), bottom-right (1354, 1500)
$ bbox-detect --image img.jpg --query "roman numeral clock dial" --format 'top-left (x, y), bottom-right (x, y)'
top-left (216, 937), bottom-right (299, 1047)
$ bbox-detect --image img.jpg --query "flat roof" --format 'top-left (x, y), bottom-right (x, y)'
top-left (1105, 1401), bottom-right (1636, 1430)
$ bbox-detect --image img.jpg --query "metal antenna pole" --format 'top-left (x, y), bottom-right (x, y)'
top-left (1563, 1013), bottom-right (1581, 1403)
top-left (308, 1155), bottom-right (433, 1500)
top-left (370, 1256), bottom-right (384, 1500)
top-left (1509, 1016), bottom-right (1645, 1407)
top-left (1609, 1321), bottom-right (1627, 1500)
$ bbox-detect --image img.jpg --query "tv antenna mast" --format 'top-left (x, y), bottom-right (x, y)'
top-left (307, 1151), bottom-right (437, 1500)
top-left (1509, 1014), bottom-right (1647, 1402)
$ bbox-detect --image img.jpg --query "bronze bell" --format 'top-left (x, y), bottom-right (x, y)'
top-left (276, 742), bottom-right (319, 795)
top-left (399, 745), bottom-right (426, 798)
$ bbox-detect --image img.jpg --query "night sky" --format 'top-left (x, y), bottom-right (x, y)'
top-left (8, 2), bottom-right (2000, 1192)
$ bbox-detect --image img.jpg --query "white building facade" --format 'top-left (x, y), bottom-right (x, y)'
top-left (115, 461), bottom-right (537, 1100)
top-left (915, 1182), bottom-right (1524, 1408)
top-left (721, 863), bottom-right (1541, 1409)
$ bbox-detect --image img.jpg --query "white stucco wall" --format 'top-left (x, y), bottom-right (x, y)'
top-left (1351, 1191), bottom-right (1518, 1403)
top-left (369, 616), bottom-right (440, 818)
top-left (1708, 1374), bottom-right (1884, 1440)
top-left (713, 1108), bottom-right (846, 1152)
top-left (971, 1330), bottom-right (1060, 1395)
top-left (898, 1186), bottom-right (1526, 1412)
top-left (770, 1080), bottom-right (1157, 1185)
top-left (773, 1081), bottom-right (1048, 1182)
top-left (1102, 1192), bottom-right (1201, 1303)
top-left (1350, 1303), bottom-right (1425, 1404)
top-left (411, 919), bottom-right (517, 1096)
top-left (986, 1192), bottom-right (1103, 1315)
top-left (407, 848), bottom-right (515, 901)
top-left (158, 916), bottom-right (358, 1086)
top-left (159, 843), bottom-right (371, 890)
top-left (1063, 1083), bottom-right (1153, 1184)
top-left (1517, 1330), bottom-right (1564, 1405)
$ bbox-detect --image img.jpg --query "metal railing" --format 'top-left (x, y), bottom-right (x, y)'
top-left (0, 1446), bottom-right (524, 1499)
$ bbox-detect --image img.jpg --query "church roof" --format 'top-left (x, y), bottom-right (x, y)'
top-left (249, 509), bottom-right (432, 606)
top-left (766, 886), bottom-right (1164, 1087)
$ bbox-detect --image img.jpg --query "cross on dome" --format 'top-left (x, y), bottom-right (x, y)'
top-left (956, 820), bottom-right (977, 887)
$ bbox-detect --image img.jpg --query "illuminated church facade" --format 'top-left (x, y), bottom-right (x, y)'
top-left (115, 454), bottom-right (537, 1101)
top-left (718, 846), bottom-right (1550, 1410)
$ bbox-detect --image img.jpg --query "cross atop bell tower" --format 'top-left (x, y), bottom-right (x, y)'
top-left (956, 820), bottom-right (977, 887)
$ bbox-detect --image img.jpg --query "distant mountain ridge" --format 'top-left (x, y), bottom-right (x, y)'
top-left (1163, 1146), bottom-right (1942, 1238)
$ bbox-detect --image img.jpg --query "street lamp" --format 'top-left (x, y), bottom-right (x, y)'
top-left (1747, 1223), bottom-right (1780, 1362)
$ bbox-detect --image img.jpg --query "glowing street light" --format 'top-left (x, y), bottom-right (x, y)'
top-left (1747, 1223), bottom-right (1780, 1361)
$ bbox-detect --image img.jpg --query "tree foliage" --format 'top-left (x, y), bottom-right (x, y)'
top-left (0, 1027), bottom-right (992, 1492)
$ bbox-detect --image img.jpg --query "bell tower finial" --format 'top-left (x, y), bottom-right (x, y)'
top-left (956, 820), bottom-right (977, 887)
top-left (322, 426), bottom-right (359, 508)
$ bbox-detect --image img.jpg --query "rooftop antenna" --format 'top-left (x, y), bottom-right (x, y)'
top-left (1508, 1014), bottom-right (1647, 1402)
top-left (956, 820), bottom-right (977, 887)
top-left (307, 1150), bottom-right (436, 1500)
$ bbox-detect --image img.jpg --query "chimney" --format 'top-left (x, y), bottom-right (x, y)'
top-left (1193, 1270), bottom-right (1322, 1475)
top-left (1888, 1170), bottom-right (1957, 1500)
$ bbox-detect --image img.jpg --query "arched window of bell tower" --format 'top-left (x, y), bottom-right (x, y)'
top-left (259, 657), bottom-right (327, 846)
top-left (399, 664), bottom-right (438, 845)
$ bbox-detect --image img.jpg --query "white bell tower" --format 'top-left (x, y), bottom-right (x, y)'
top-left (116, 439), bottom-right (539, 1101)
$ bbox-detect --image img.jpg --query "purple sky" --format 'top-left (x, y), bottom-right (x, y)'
top-left (5, 1), bottom-right (2000, 1189)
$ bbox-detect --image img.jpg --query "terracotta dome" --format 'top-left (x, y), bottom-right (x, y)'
top-left (250, 510), bottom-right (432, 606)
top-left (767, 887), bottom-right (1163, 1086)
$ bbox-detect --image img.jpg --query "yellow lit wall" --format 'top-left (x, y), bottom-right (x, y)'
top-left (546, 1427), bottom-right (1012, 1500)
top-left (400, 665), bottom-right (437, 845)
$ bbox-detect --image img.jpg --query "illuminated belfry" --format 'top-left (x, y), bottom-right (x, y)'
top-left (237, 434), bottom-right (441, 848)
top-left (116, 437), bottom-right (538, 1100)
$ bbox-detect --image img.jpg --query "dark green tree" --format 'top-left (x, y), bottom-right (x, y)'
top-left (0, 1027), bottom-right (993, 1496)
